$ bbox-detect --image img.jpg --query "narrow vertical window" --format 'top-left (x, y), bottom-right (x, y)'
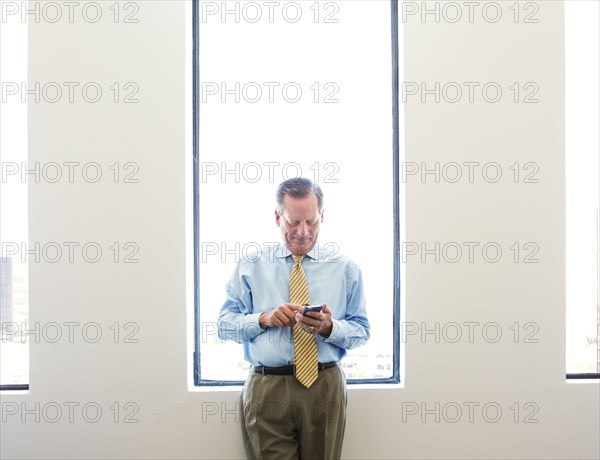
top-left (565, 0), bottom-right (600, 377)
top-left (0, 15), bottom-right (30, 389)
top-left (193, 0), bottom-right (401, 385)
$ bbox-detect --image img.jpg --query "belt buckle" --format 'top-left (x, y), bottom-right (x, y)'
top-left (261, 366), bottom-right (266, 375)
top-left (292, 364), bottom-right (297, 377)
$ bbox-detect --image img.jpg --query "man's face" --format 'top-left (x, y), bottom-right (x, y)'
top-left (275, 193), bottom-right (324, 256)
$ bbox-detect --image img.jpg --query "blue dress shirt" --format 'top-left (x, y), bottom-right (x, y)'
top-left (217, 243), bottom-right (370, 367)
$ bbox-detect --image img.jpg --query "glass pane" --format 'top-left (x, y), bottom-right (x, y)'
top-left (0, 17), bottom-right (29, 386)
top-left (565, 0), bottom-right (600, 374)
top-left (197, 1), bottom-right (394, 381)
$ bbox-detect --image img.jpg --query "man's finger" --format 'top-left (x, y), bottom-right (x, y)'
top-left (280, 307), bottom-right (297, 321)
top-left (274, 311), bottom-right (291, 327)
top-left (304, 311), bottom-right (324, 321)
top-left (297, 313), bottom-right (319, 327)
top-left (288, 304), bottom-right (304, 313)
top-left (270, 313), bottom-right (284, 328)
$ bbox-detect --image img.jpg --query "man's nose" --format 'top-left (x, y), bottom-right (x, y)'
top-left (297, 222), bottom-right (310, 236)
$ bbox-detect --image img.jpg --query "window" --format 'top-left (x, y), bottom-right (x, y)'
top-left (192, 0), bottom-right (401, 385)
top-left (565, 0), bottom-right (600, 378)
top-left (0, 15), bottom-right (30, 390)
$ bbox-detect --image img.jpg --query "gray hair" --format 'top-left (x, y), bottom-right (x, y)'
top-left (276, 177), bottom-right (324, 213)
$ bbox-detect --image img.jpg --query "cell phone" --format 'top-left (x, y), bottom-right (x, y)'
top-left (302, 305), bottom-right (323, 315)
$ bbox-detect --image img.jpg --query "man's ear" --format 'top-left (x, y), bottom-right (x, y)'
top-left (275, 209), bottom-right (281, 226)
top-left (320, 208), bottom-right (325, 223)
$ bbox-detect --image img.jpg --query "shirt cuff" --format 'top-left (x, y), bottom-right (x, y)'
top-left (243, 312), bottom-right (266, 341)
top-left (323, 318), bottom-right (345, 346)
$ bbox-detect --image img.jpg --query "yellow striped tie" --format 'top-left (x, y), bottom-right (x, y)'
top-left (290, 254), bottom-right (318, 388)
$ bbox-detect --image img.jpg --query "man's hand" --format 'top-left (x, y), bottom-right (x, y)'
top-left (259, 304), bottom-right (304, 329)
top-left (295, 303), bottom-right (333, 338)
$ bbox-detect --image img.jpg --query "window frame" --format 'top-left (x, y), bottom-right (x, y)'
top-left (192, 0), bottom-right (402, 387)
top-left (564, 0), bottom-right (600, 380)
top-left (0, 16), bottom-right (29, 392)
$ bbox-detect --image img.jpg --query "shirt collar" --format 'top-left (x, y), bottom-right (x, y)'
top-left (275, 243), bottom-right (321, 261)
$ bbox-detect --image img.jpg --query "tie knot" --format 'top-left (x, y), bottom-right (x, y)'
top-left (292, 255), bottom-right (304, 264)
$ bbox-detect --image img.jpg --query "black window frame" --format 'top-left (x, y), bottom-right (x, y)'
top-left (192, 0), bottom-right (402, 386)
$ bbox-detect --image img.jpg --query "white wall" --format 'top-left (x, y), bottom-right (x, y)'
top-left (1, 1), bottom-right (598, 459)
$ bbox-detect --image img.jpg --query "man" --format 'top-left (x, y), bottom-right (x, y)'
top-left (217, 177), bottom-right (370, 460)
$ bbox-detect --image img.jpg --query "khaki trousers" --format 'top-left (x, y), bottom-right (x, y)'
top-left (240, 365), bottom-right (347, 460)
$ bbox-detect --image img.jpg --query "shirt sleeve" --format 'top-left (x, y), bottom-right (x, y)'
top-left (323, 262), bottom-right (370, 350)
top-left (217, 262), bottom-right (266, 343)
